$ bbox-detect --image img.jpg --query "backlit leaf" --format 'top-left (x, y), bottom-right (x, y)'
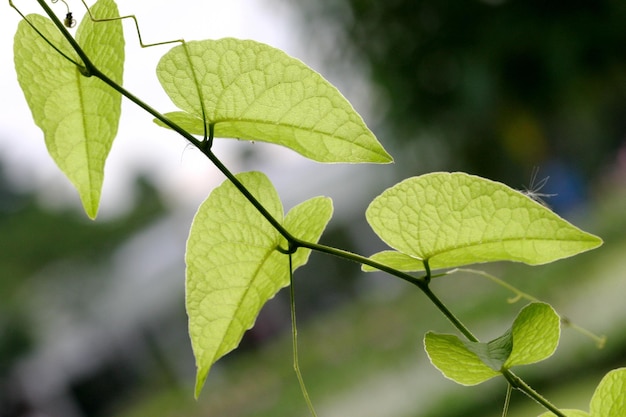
top-left (505, 302), bottom-right (560, 368)
top-left (156, 38), bottom-right (392, 163)
top-left (426, 303), bottom-right (560, 386)
top-left (535, 368), bottom-right (626, 417)
top-left (366, 172), bottom-right (602, 271)
top-left (186, 172), bottom-right (332, 397)
top-left (13, 0), bottom-right (124, 218)
top-left (424, 332), bottom-right (500, 386)
top-left (589, 368), bottom-right (626, 417)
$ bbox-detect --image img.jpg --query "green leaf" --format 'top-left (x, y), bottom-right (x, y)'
top-left (186, 172), bottom-right (332, 397)
top-left (366, 172), bottom-right (602, 271)
top-left (505, 302), bottom-right (560, 368)
top-left (425, 303), bottom-right (559, 386)
top-left (424, 332), bottom-right (500, 386)
top-left (155, 38), bottom-right (392, 164)
top-left (536, 367), bottom-right (626, 417)
top-left (590, 368), bottom-right (626, 416)
top-left (13, 0), bottom-right (124, 219)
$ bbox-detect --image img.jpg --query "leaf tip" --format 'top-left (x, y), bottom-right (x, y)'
top-left (376, 150), bottom-right (394, 164)
top-left (194, 368), bottom-right (209, 399)
top-left (79, 190), bottom-right (101, 220)
top-left (81, 199), bottom-right (99, 220)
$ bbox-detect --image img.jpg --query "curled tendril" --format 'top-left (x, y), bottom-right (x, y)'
top-left (507, 293), bottom-right (523, 304)
top-left (447, 268), bottom-right (607, 349)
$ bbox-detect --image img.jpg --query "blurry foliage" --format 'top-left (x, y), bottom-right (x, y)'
top-left (0, 164), bottom-right (166, 366)
top-left (0, 168), bottom-right (165, 298)
top-left (284, 0), bottom-right (626, 181)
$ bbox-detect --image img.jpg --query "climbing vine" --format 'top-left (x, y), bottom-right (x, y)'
top-left (8, 0), bottom-right (624, 416)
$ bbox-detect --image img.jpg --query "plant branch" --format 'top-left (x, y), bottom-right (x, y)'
top-left (289, 239), bottom-right (478, 341)
top-left (420, 284), bottom-right (479, 342)
top-left (28, 0), bottom-right (480, 351)
top-left (503, 370), bottom-right (566, 417)
top-left (16, 6), bottom-right (566, 414)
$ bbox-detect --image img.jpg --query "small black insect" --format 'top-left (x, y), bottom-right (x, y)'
top-left (64, 12), bottom-right (76, 28)
top-left (51, 0), bottom-right (76, 28)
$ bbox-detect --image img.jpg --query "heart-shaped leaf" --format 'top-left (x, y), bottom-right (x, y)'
top-left (365, 172), bottom-right (602, 271)
top-left (13, 0), bottom-right (124, 218)
top-left (155, 38), bottom-right (392, 164)
top-left (186, 172), bottom-right (332, 397)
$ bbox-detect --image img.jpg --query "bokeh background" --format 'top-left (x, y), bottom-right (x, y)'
top-left (1, 0), bottom-right (625, 416)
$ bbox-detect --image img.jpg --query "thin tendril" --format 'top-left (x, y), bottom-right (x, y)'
top-left (79, 0), bottom-right (211, 147)
top-left (447, 268), bottom-right (606, 347)
top-left (79, 0), bottom-right (183, 47)
top-left (502, 383), bottom-right (512, 417)
top-left (78, 1), bottom-right (210, 145)
top-left (561, 317), bottom-right (606, 349)
top-left (288, 253), bottom-right (318, 417)
top-left (448, 268), bottom-right (539, 304)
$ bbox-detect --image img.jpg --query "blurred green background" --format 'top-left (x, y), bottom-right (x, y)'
top-left (2, 0), bottom-right (626, 416)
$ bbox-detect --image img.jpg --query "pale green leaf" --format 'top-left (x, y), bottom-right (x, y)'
top-left (282, 196), bottom-right (334, 267)
top-left (186, 172), bottom-right (332, 397)
top-left (589, 368), bottom-right (626, 417)
top-left (504, 303), bottom-right (560, 368)
top-left (426, 303), bottom-right (560, 386)
top-left (13, 0), bottom-right (124, 218)
top-left (537, 368), bottom-right (626, 417)
top-left (366, 172), bottom-right (602, 271)
top-left (155, 38), bottom-right (392, 163)
top-left (424, 332), bottom-right (500, 386)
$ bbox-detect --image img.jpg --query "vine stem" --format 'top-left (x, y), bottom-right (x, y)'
top-left (17, 4), bottom-right (566, 415)
top-left (503, 370), bottom-right (566, 417)
top-left (290, 239), bottom-right (479, 342)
